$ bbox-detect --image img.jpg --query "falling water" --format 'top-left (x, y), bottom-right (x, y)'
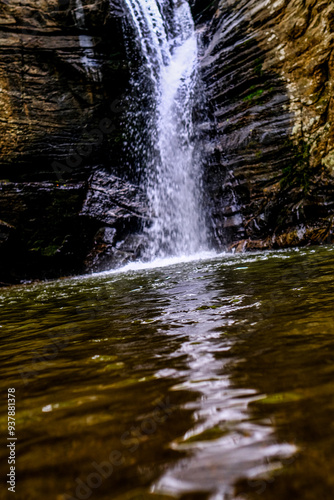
top-left (74, 0), bottom-right (101, 80)
top-left (123, 0), bottom-right (207, 259)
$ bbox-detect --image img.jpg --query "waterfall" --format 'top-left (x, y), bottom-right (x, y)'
top-left (123, 0), bottom-right (207, 259)
top-left (74, 0), bottom-right (101, 80)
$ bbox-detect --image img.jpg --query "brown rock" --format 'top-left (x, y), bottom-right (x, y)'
top-left (195, 0), bottom-right (334, 250)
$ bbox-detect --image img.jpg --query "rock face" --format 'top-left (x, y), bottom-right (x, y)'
top-left (81, 171), bottom-right (149, 270)
top-left (194, 0), bottom-right (334, 250)
top-left (1, 0), bottom-right (334, 283)
top-left (0, 0), bottom-right (129, 180)
top-left (0, 181), bottom-right (87, 283)
top-left (0, 0), bottom-right (147, 283)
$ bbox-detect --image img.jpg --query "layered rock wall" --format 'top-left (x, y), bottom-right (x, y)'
top-left (0, 0), bottom-right (146, 283)
top-left (0, 0), bottom-right (129, 179)
top-left (194, 0), bottom-right (334, 250)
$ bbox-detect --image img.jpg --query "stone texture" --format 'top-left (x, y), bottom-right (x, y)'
top-left (0, 0), bottom-right (129, 181)
top-left (0, 180), bottom-right (88, 283)
top-left (194, 0), bottom-right (334, 250)
top-left (81, 170), bottom-right (149, 270)
top-left (0, 0), bottom-right (144, 283)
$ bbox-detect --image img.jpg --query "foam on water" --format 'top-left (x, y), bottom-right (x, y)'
top-left (108, 250), bottom-right (219, 273)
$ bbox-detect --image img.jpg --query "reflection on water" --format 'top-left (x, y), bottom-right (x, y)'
top-left (1, 246), bottom-right (334, 499)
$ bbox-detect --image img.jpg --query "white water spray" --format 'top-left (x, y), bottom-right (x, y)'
top-left (74, 0), bottom-right (101, 80)
top-left (124, 0), bottom-right (207, 258)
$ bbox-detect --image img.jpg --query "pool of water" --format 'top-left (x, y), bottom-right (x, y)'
top-left (1, 246), bottom-right (334, 500)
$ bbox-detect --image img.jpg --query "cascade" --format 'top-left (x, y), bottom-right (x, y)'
top-left (74, 0), bottom-right (101, 80)
top-left (123, 0), bottom-right (208, 259)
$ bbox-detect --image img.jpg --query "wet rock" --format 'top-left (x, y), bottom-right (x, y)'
top-left (81, 170), bottom-right (149, 270)
top-left (0, 219), bottom-right (15, 247)
top-left (0, 181), bottom-right (90, 282)
top-left (230, 217), bottom-right (334, 252)
top-left (81, 170), bottom-right (149, 227)
top-left (0, 170), bottom-right (151, 282)
top-left (194, 0), bottom-right (334, 250)
top-left (0, 0), bottom-right (147, 283)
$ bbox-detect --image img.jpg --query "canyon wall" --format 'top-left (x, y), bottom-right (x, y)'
top-left (194, 0), bottom-right (334, 250)
top-left (0, 0), bottom-right (148, 284)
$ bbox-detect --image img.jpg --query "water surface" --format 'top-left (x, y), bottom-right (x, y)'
top-left (1, 246), bottom-right (334, 499)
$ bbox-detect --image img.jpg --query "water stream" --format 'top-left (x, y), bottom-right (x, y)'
top-left (74, 0), bottom-right (101, 80)
top-left (123, 0), bottom-right (207, 259)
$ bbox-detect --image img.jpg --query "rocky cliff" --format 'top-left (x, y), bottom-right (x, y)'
top-left (194, 0), bottom-right (334, 250)
top-left (0, 0), bottom-right (148, 284)
top-left (0, 0), bottom-right (334, 284)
